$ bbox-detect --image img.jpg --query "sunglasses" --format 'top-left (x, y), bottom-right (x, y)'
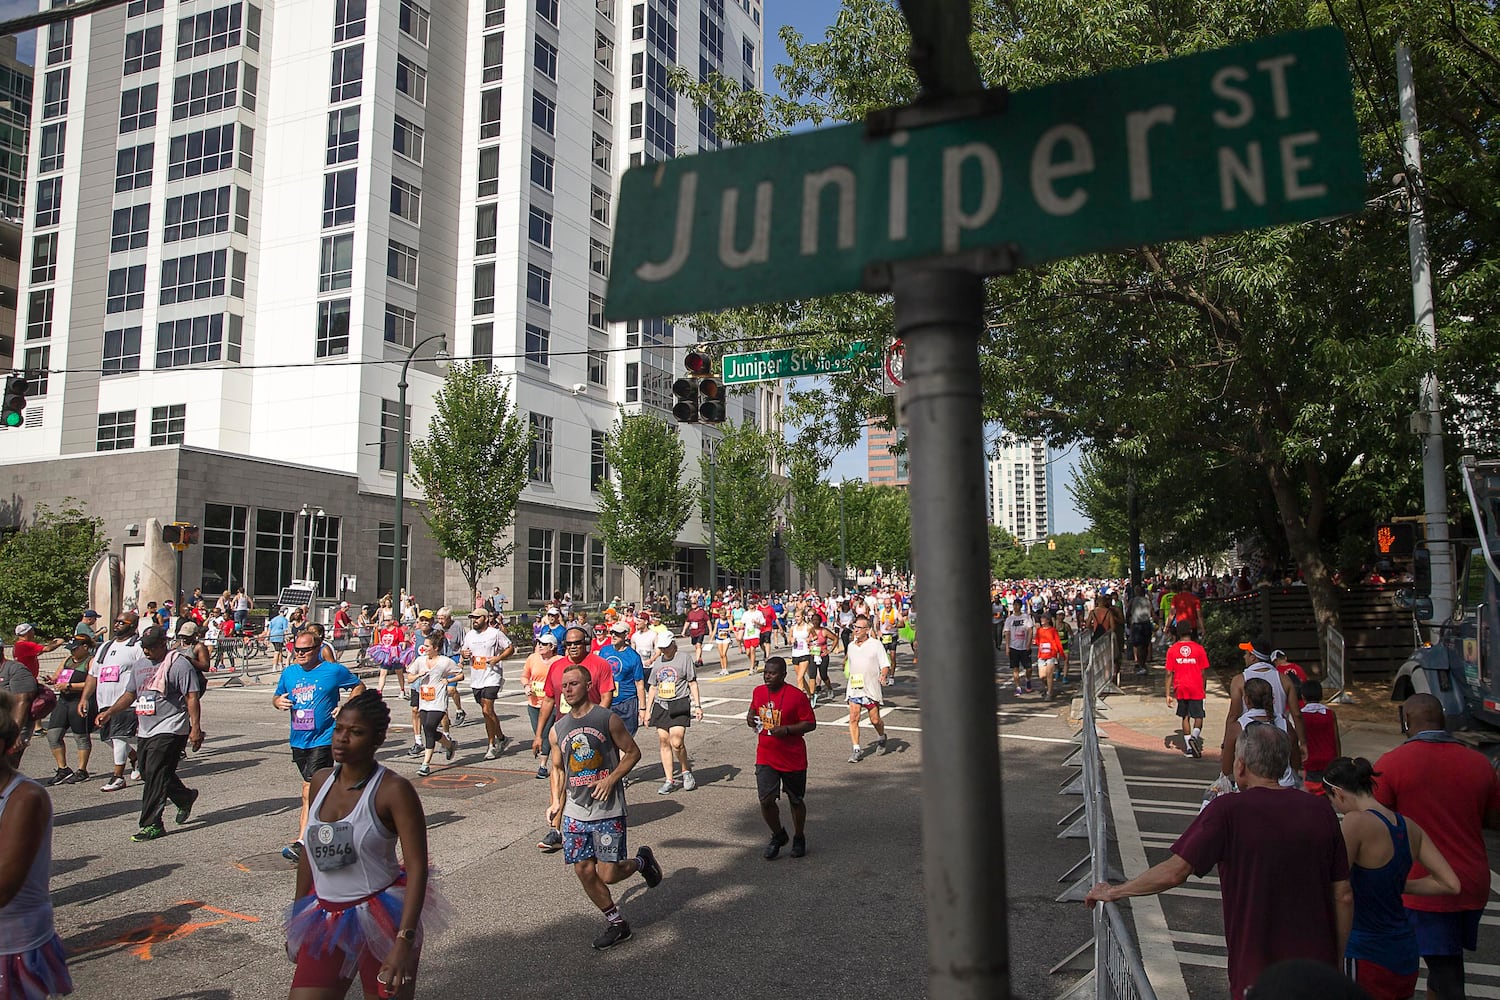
top-left (563, 640), bottom-right (588, 646)
top-left (293, 646), bottom-right (318, 653)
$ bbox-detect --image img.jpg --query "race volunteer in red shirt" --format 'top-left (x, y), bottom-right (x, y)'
top-left (11, 624), bottom-right (63, 678)
top-left (747, 656), bottom-right (817, 860)
top-left (1164, 626), bottom-right (1210, 756)
top-left (532, 626), bottom-right (615, 755)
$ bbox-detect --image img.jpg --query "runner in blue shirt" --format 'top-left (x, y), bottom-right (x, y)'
top-left (264, 609), bottom-right (291, 669)
top-left (272, 635), bottom-right (364, 864)
top-left (597, 623), bottom-right (647, 735)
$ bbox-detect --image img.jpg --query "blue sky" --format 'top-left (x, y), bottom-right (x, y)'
top-left (1, 1), bottom-right (37, 64)
top-left (764, 1), bottom-right (1087, 530)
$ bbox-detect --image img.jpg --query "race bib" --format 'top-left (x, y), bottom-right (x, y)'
top-left (848, 673), bottom-right (865, 694)
top-left (309, 821), bottom-right (357, 871)
top-left (100, 664), bottom-right (121, 683)
top-left (56, 669), bottom-right (75, 686)
top-left (531, 679), bottom-right (545, 697)
top-left (657, 679), bottom-right (677, 700)
top-left (292, 708), bottom-right (316, 732)
top-left (757, 705), bottom-right (781, 731)
top-left (133, 693), bottom-right (159, 717)
top-left (419, 686), bottom-right (437, 702)
top-left (1039, 641), bottom-right (1055, 658)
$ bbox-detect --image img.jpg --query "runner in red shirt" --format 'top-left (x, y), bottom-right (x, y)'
top-left (1273, 650), bottom-right (1308, 708)
top-left (1297, 679), bottom-right (1340, 793)
top-left (1033, 617), bottom-right (1067, 702)
top-left (1164, 624), bottom-right (1210, 757)
top-left (531, 626), bottom-right (616, 754)
top-left (1170, 588), bottom-right (1202, 637)
top-left (746, 656), bottom-right (817, 860)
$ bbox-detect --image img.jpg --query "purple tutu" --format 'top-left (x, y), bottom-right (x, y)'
top-left (1, 935), bottom-right (73, 1000)
top-left (284, 874), bottom-right (450, 981)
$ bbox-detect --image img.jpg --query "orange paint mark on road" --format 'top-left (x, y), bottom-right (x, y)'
top-left (76, 900), bottom-right (260, 962)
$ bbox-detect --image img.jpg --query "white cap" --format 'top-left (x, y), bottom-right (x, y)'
top-left (536, 632), bottom-right (558, 645)
top-left (654, 632), bottom-right (676, 649)
top-left (15, 623), bottom-right (34, 636)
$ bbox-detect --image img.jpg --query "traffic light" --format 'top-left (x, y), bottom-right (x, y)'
top-left (673, 350), bottom-right (723, 424)
top-left (672, 376), bottom-right (700, 423)
top-left (2, 374), bottom-right (27, 428)
top-left (698, 376), bottom-right (725, 423)
top-left (161, 523), bottom-right (200, 546)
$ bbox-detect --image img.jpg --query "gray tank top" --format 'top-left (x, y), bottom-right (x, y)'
top-left (553, 705), bottom-right (626, 821)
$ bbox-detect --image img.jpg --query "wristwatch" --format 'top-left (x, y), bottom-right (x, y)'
top-left (395, 928), bottom-right (417, 942)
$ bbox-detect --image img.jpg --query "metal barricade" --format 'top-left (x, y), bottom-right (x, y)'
top-left (1052, 641), bottom-right (1159, 1000)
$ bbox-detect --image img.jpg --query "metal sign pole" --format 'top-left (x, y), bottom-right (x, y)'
top-left (895, 265), bottom-right (1011, 998)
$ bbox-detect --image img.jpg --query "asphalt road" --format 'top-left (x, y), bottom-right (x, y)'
top-left (18, 646), bottom-right (1102, 999)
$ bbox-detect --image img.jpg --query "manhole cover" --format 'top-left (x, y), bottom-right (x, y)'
top-left (414, 767), bottom-right (531, 799)
top-left (234, 852), bottom-right (296, 872)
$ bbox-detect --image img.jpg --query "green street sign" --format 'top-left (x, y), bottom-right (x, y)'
top-left (605, 27), bottom-right (1364, 321)
top-left (721, 343), bottom-right (878, 385)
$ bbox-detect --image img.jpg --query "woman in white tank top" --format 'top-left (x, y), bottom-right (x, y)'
top-left (285, 690), bottom-right (449, 998)
top-left (0, 691), bottom-right (74, 1000)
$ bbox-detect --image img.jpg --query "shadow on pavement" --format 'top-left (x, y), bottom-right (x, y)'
top-left (425, 809), bottom-right (466, 830)
top-left (53, 863), bottom-right (184, 908)
top-left (50, 853), bottom-right (100, 878)
top-left (190, 796), bottom-right (299, 830)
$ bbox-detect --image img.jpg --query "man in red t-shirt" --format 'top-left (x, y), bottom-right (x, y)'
top-left (1163, 624), bottom-right (1210, 757)
top-left (1374, 693), bottom-right (1500, 998)
top-left (746, 656), bottom-right (817, 860)
top-left (1169, 588), bottom-right (1202, 637)
top-left (11, 623), bottom-right (64, 678)
top-left (1087, 724), bottom-right (1352, 999)
top-left (1297, 679), bottom-right (1340, 792)
top-left (532, 626), bottom-right (616, 753)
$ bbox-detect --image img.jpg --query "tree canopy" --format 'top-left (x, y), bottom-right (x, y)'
top-left (595, 411), bottom-right (696, 593)
top-left (0, 500), bottom-right (109, 639)
top-left (700, 421), bottom-right (785, 584)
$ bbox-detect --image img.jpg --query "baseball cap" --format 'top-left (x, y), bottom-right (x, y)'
top-left (65, 637), bottom-right (90, 651)
top-left (545, 606), bottom-right (561, 615)
top-left (418, 610), bottom-right (435, 620)
top-left (609, 622), bottom-right (630, 635)
top-left (14, 623), bottom-right (34, 636)
top-left (140, 625), bottom-right (169, 646)
top-left (469, 607), bottom-right (490, 618)
top-left (655, 632), bottom-right (676, 649)
top-left (179, 621), bottom-right (200, 637)
top-left (536, 631), bottom-right (558, 646)
top-left (82, 609), bottom-right (100, 619)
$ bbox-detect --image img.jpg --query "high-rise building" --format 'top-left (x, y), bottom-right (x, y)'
top-left (1, 0), bottom-right (771, 611)
top-left (0, 34), bottom-right (33, 372)
top-left (865, 418), bottom-right (907, 486)
top-left (985, 438), bottom-right (1050, 544)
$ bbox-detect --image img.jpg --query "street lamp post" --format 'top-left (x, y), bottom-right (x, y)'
top-left (838, 480), bottom-right (848, 596)
top-left (391, 334), bottom-right (449, 608)
top-left (708, 449), bottom-right (717, 594)
top-left (300, 504), bottom-right (326, 584)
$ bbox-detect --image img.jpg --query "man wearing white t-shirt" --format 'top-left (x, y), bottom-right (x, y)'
top-left (462, 609), bottom-right (515, 759)
top-left (843, 616), bottom-right (890, 763)
top-left (740, 605), bottom-right (766, 673)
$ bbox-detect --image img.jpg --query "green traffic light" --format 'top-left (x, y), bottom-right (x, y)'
top-left (3, 411), bottom-right (21, 427)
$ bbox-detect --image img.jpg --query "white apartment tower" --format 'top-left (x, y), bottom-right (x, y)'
top-left (3, 0), bottom-right (771, 610)
top-left (985, 438), bottom-right (1051, 545)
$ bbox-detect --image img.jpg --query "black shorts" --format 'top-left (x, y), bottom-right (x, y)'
top-left (1174, 698), bottom-right (1205, 720)
top-left (759, 630), bottom-right (773, 646)
top-left (649, 702), bottom-right (691, 731)
top-left (1130, 622), bottom-right (1153, 647)
top-left (409, 689), bottom-right (420, 708)
top-left (1008, 648), bottom-right (1032, 671)
top-left (755, 764), bottom-right (806, 805)
top-left (792, 654), bottom-right (810, 665)
top-left (689, 634), bottom-right (705, 646)
top-left (292, 744), bottom-right (334, 783)
top-left (472, 686), bottom-right (500, 702)
top-left (100, 711), bottom-right (137, 742)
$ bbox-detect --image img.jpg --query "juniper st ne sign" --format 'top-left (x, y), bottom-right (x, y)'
top-left (721, 343), bottom-right (878, 385)
top-left (604, 27), bottom-right (1364, 321)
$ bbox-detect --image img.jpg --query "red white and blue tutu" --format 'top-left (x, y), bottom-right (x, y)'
top-left (284, 873), bottom-right (450, 980)
top-left (1, 935), bottom-right (74, 1000)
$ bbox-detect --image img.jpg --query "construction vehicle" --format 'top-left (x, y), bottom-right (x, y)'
top-left (1390, 456), bottom-right (1500, 747)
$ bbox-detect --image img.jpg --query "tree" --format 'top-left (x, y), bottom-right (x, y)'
top-left (782, 453), bottom-right (841, 580)
top-left (677, 0), bottom-right (1500, 636)
top-left (409, 363), bottom-right (533, 597)
top-left (0, 499), bottom-right (109, 638)
top-left (595, 411), bottom-right (695, 594)
top-left (700, 421), bottom-right (785, 586)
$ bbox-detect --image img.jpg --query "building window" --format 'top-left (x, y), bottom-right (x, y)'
top-left (527, 528), bottom-right (553, 602)
top-left (123, 26), bottom-right (163, 75)
top-left (329, 45), bottom-right (364, 103)
top-left (319, 233), bottom-right (354, 292)
top-left (534, 36), bottom-right (557, 80)
top-left (387, 240), bottom-right (418, 287)
top-left (595, 30), bottom-right (615, 71)
top-left (31, 234), bottom-right (58, 285)
top-left (589, 536), bottom-right (605, 601)
top-left (625, 361), bottom-right (637, 402)
top-left (399, 0), bottom-right (430, 45)
top-left (39, 123), bottom-right (65, 174)
top-left (384, 304), bottom-right (416, 347)
top-left (164, 186), bottom-right (231, 242)
top-left (525, 264), bottom-right (550, 306)
top-left (23, 346), bottom-right (50, 396)
top-left (167, 124), bottom-right (234, 180)
top-left (176, 3), bottom-right (244, 60)
top-left (395, 55), bottom-right (427, 105)
top-left (34, 179), bottom-right (61, 229)
top-left (536, 0), bottom-right (558, 27)
top-left (531, 91), bottom-right (556, 135)
top-left (590, 430), bottom-right (609, 490)
top-left (527, 206), bottom-right (552, 248)
top-left (483, 33), bottom-right (504, 83)
top-left (238, 123), bottom-right (255, 172)
top-left (231, 249), bottom-right (246, 298)
top-left (529, 149), bottom-right (553, 191)
top-left (589, 292), bottom-right (606, 331)
top-left (590, 184), bottom-right (612, 225)
top-left (524, 323), bottom-right (549, 366)
top-left (317, 299), bottom-right (350, 357)
top-left (486, 0), bottom-right (506, 29)
top-left (156, 313), bottom-right (229, 368)
top-left (632, 50), bottom-right (645, 90)
top-left (323, 168), bottom-right (357, 228)
top-left (588, 349), bottom-right (607, 387)
top-left (479, 89), bottom-right (502, 140)
top-left (743, 35), bottom-right (755, 71)
top-left (201, 502), bottom-right (247, 596)
top-left (326, 107), bottom-right (360, 164)
top-left (478, 146), bottom-right (500, 197)
top-left (97, 410), bottom-right (136, 452)
top-left (597, 0), bottom-right (615, 21)
top-left (472, 323), bottom-right (493, 372)
top-left (120, 83), bottom-right (158, 133)
top-left (115, 143), bottom-right (154, 192)
top-left (241, 63), bottom-right (258, 109)
top-left (149, 404), bottom-right (186, 446)
top-left (111, 204), bottom-right (152, 251)
top-left (103, 327), bottom-right (143, 374)
top-left (393, 116), bottom-right (424, 163)
top-left (592, 132), bottom-right (612, 172)
top-left (42, 68), bottom-right (69, 120)
top-left (472, 264), bottom-right (494, 316)
top-left (475, 204), bottom-right (497, 256)
top-left (253, 509), bottom-right (296, 598)
top-left (593, 81), bottom-right (613, 122)
top-left (26, 290), bottom-right (54, 342)
top-left (160, 249), bottom-right (227, 304)
top-left (47, 20), bottom-right (72, 65)
top-left (301, 514), bottom-right (343, 598)
top-left (375, 522), bottom-right (411, 599)
top-left (172, 61), bottom-right (238, 120)
top-left (559, 531), bottom-right (585, 597)
top-left (235, 185), bottom-right (251, 234)
top-left (333, 0), bottom-right (366, 41)
top-left (390, 178), bottom-right (421, 224)
top-left (107, 264), bottom-right (147, 313)
top-left (379, 398), bottom-right (411, 472)
top-left (589, 237), bottom-right (610, 276)
top-left (527, 412), bottom-right (552, 483)
top-left (630, 101), bottom-right (642, 139)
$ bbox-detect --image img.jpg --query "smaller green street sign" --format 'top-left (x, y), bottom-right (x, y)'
top-left (721, 343), bottom-right (878, 385)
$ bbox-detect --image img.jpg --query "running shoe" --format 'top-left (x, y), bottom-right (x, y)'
top-left (43, 768), bottom-right (72, 787)
top-left (848, 746), bottom-right (863, 764)
top-left (680, 770), bottom-right (697, 791)
top-left (129, 768), bottom-right (142, 781)
top-left (174, 788), bottom-right (199, 825)
top-left (444, 739), bottom-right (457, 762)
top-left (1015, 685), bottom-right (1026, 697)
top-left (636, 845), bottom-right (662, 888)
top-left (282, 842), bottom-right (303, 863)
top-left (593, 921), bottom-right (632, 950)
top-left (484, 745), bottom-right (498, 761)
top-left (810, 691), bottom-right (819, 709)
top-left (1188, 736), bottom-right (1204, 758)
top-left (763, 827), bottom-right (790, 860)
top-left (875, 736), bottom-right (890, 754)
top-left (790, 834), bottom-right (807, 858)
top-left (454, 710), bottom-right (468, 727)
top-left (100, 776), bottom-right (127, 792)
top-left (63, 769), bottom-right (90, 784)
top-left (537, 829), bottom-right (562, 852)
top-left (416, 764), bottom-right (431, 776)
top-left (535, 765), bottom-right (548, 780)
top-left (407, 742), bottom-right (424, 758)
top-left (657, 779), bottom-right (677, 795)
top-left (131, 823), bottom-right (166, 842)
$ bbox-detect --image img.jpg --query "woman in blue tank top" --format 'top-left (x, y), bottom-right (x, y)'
top-left (1322, 756), bottom-right (1460, 1000)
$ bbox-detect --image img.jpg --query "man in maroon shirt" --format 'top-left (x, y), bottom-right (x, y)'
top-left (1374, 693), bottom-right (1500, 999)
top-left (1086, 724), bottom-right (1352, 999)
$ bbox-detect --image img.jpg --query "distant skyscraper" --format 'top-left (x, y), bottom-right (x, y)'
top-left (866, 418), bottom-right (908, 486)
top-left (986, 438), bottom-right (1049, 544)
